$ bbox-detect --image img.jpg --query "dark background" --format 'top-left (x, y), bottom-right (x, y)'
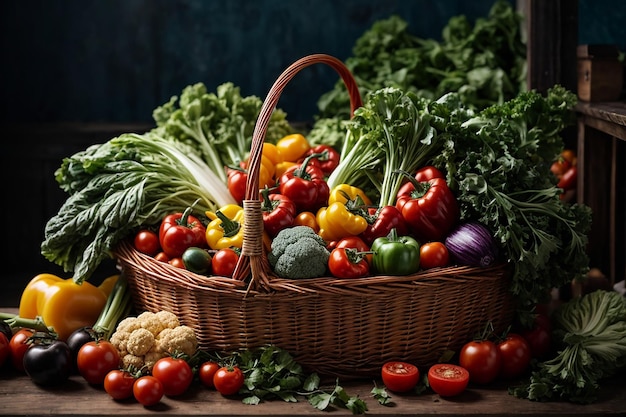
top-left (0, 0), bottom-right (624, 306)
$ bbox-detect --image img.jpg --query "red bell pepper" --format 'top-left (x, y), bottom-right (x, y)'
top-left (261, 188), bottom-right (297, 237)
top-left (395, 174), bottom-right (459, 242)
top-left (396, 165), bottom-right (445, 199)
top-left (299, 145), bottom-right (341, 176)
top-left (360, 205), bottom-right (409, 247)
top-left (158, 206), bottom-right (207, 258)
top-left (279, 152), bottom-right (330, 213)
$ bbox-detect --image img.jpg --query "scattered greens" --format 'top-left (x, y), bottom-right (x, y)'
top-left (510, 290), bottom-right (626, 404)
top-left (42, 82), bottom-right (292, 284)
top-left (235, 346), bottom-right (367, 414)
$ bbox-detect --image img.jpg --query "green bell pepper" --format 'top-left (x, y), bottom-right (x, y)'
top-left (371, 228), bottom-right (420, 276)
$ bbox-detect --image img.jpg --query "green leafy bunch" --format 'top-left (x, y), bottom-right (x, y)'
top-left (432, 85), bottom-right (591, 324)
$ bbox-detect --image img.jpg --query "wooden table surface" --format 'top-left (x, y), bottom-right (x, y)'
top-left (1, 308), bottom-right (625, 417)
top-left (1, 365), bottom-right (625, 416)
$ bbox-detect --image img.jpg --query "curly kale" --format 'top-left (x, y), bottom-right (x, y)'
top-left (433, 85), bottom-right (591, 326)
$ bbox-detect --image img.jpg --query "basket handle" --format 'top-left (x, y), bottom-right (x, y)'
top-left (232, 54), bottom-right (362, 284)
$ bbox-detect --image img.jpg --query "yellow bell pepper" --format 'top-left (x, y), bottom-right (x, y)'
top-left (18, 274), bottom-right (118, 341)
top-left (276, 133), bottom-right (310, 162)
top-left (328, 184), bottom-right (373, 206)
top-left (316, 201), bottom-right (368, 242)
top-left (205, 204), bottom-right (245, 249)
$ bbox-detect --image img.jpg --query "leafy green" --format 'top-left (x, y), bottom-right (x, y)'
top-left (326, 87), bottom-right (439, 206)
top-left (433, 85), bottom-right (591, 325)
top-left (42, 133), bottom-right (235, 284)
top-left (510, 290), bottom-right (626, 403)
top-left (316, 0), bottom-right (526, 121)
top-left (152, 82), bottom-right (292, 182)
top-left (43, 82), bottom-right (293, 284)
top-left (235, 346), bottom-right (367, 414)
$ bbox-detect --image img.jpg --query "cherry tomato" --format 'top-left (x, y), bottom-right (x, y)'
top-left (211, 248), bottom-right (239, 278)
top-left (133, 229), bottom-right (160, 256)
top-left (561, 149), bottom-right (577, 165)
top-left (168, 257), bottom-right (186, 269)
top-left (154, 251), bottom-right (170, 263)
top-left (292, 211), bottom-right (319, 233)
top-left (520, 313), bottom-right (552, 359)
top-left (151, 357), bottom-right (193, 397)
top-left (497, 333), bottom-right (531, 379)
top-left (76, 340), bottom-right (120, 385)
top-left (213, 366), bottom-right (244, 396)
top-left (419, 242), bottom-right (450, 269)
top-left (427, 364), bottom-right (470, 397)
top-left (198, 361), bottom-right (220, 389)
top-left (459, 340), bottom-right (501, 384)
top-left (0, 332), bottom-right (10, 367)
top-left (9, 328), bottom-right (34, 372)
top-left (550, 158), bottom-right (571, 177)
top-left (381, 361), bottom-right (420, 393)
top-left (133, 375), bottom-right (164, 406)
top-left (104, 369), bottom-right (136, 400)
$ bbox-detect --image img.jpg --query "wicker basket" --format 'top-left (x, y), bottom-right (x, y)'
top-left (115, 54), bottom-right (515, 378)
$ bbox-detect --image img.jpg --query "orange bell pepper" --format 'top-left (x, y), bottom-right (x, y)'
top-left (18, 274), bottom-right (118, 341)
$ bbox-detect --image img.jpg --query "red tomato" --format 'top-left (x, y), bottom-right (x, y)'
top-left (427, 364), bottom-right (470, 397)
top-left (520, 313), bottom-right (552, 359)
top-left (168, 257), bottom-right (186, 269)
top-left (154, 251), bottom-right (170, 263)
top-left (419, 242), bottom-right (450, 269)
top-left (497, 333), bottom-right (531, 379)
top-left (381, 361), bottom-right (420, 393)
top-left (213, 366), bottom-right (244, 396)
top-left (0, 332), bottom-right (11, 368)
top-left (459, 340), bottom-right (501, 384)
top-left (151, 357), bottom-right (193, 397)
top-left (198, 361), bottom-right (220, 389)
top-left (133, 375), bottom-right (164, 406)
top-left (328, 247), bottom-right (370, 279)
top-left (335, 236), bottom-right (372, 265)
top-left (557, 166), bottom-right (577, 190)
top-left (133, 229), bottom-right (160, 256)
top-left (211, 248), bottom-right (239, 277)
top-left (9, 328), bottom-right (33, 372)
top-left (76, 341), bottom-right (120, 385)
top-left (104, 369), bottom-right (136, 400)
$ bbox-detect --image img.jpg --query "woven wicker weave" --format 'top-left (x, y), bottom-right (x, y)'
top-left (115, 54), bottom-right (515, 378)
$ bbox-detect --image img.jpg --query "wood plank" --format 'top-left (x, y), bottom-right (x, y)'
top-left (0, 370), bottom-right (624, 416)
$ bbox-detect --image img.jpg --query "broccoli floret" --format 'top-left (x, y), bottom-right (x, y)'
top-left (268, 226), bottom-right (330, 279)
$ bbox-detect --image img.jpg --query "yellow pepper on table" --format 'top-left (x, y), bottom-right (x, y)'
top-left (18, 273), bottom-right (118, 341)
top-left (205, 204), bottom-right (245, 249)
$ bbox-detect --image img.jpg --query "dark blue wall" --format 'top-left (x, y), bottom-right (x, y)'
top-left (1, 0), bottom-right (624, 124)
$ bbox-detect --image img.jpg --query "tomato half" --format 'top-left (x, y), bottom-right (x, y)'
top-left (427, 364), bottom-right (470, 397)
top-left (151, 357), bottom-right (193, 397)
top-left (381, 361), bottom-right (420, 393)
top-left (76, 340), bottom-right (120, 385)
top-left (104, 369), bottom-right (136, 400)
top-left (497, 333), bottom-right (531, 379)
top-left (459, 340), bottom-right (501, 384)
top-left (133, 375), bottom-right (164, 406)
top-left (213, 366), bottom-right (244, 396)
top-left (419, 241), bottom-right (450, 269)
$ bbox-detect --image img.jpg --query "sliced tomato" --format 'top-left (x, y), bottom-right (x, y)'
top-left (381, 361), bottom-right (420, 393)
top-left (427, 364), bottom-right (470, 397)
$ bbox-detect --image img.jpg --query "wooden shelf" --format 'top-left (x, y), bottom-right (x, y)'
top-left (576, 101), bottom-right (626, 285)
